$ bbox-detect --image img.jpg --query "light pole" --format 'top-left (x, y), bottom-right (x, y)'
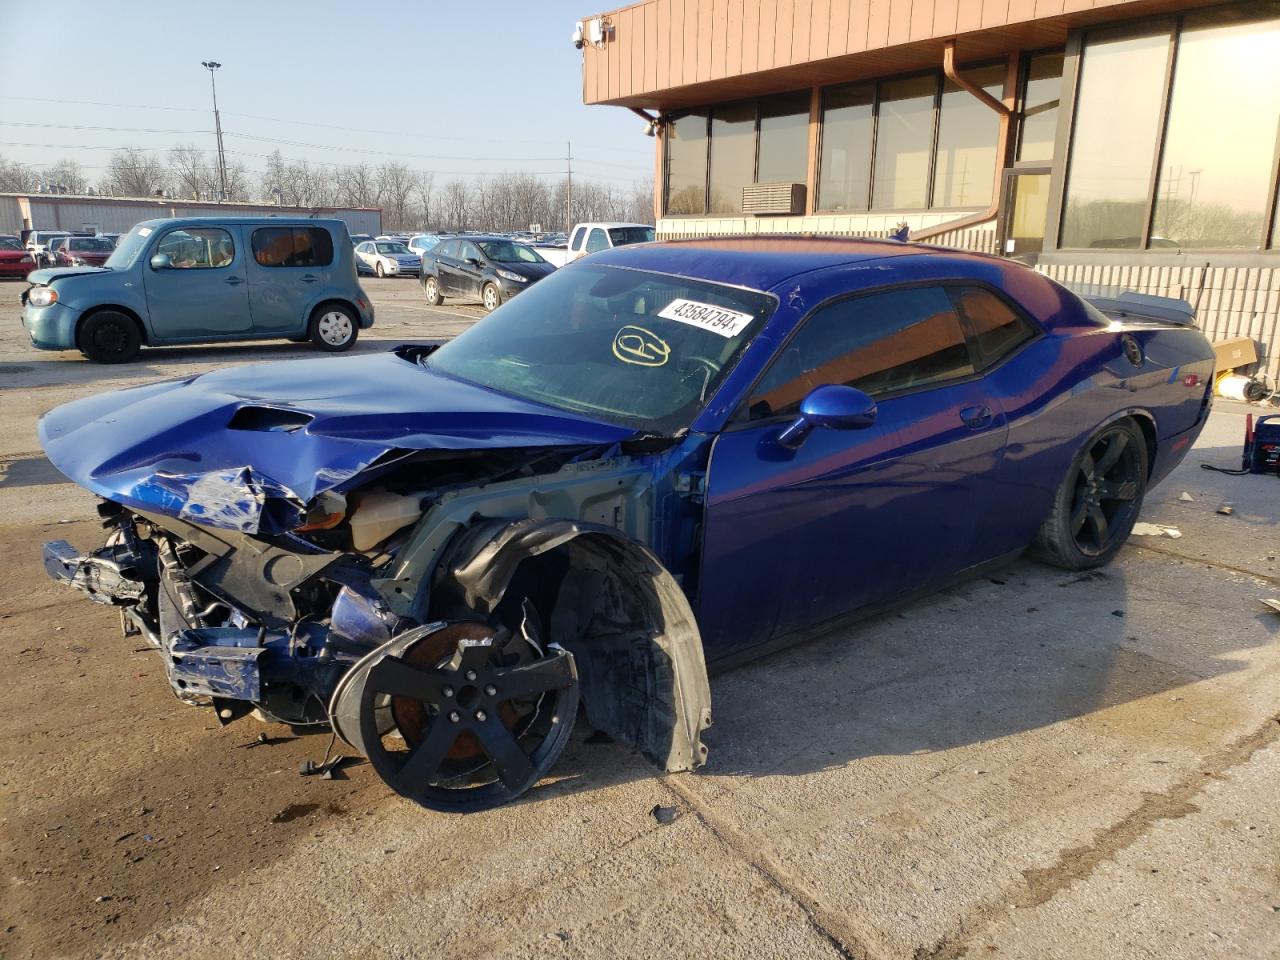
top-left (201, 60), bottom-right (230, 201)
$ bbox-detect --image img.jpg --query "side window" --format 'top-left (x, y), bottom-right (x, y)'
top-left (585, 228), bottom-right (610, 253)
top-left (949, 287), bottom-right (1038, 370)
top-left (252, 227), bottom-right (335, 268)
top-left (154, 227), bottom-right (234, 269)
top-left (570, 226), bottom-right (587, 250)
top-left (747, 286), bottom-right (976, 419)
top-left (435, 240), bottom-right (458, 259)
top-left (459, 241), bottom-right (482, 261)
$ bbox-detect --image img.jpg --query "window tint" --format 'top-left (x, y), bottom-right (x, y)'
top-left (1018, 51), bottom-right (1064, 163)
top-left (747, 286), bottom-right (974, 419)
top-left (950, 287), bottom-right (1037, 368)
top-left (607, 226), bottom-right (655, 245)
top-left (709, 100), bottom-right (757, 213)
top-left (933, 65), bottom-right (1003, 208)
top-left (155, 227), bottom-right (235, 269)
top-left (1060, 26), bottom-right (1170, 248)
top-left (818, 82), bottom-right (874, 211)
top-left (251, 227), bottom-right (334, 268)
top-left (1150, 10), bottom-right (1280, 249)
top-left (666, 111), bottom-right (709, 214)
top-left (585, 229), bottom-right (610, 253)
top-left (757, 91), bottom-right (810, 184)
top-left (872, 75), bottom-right (937, 210)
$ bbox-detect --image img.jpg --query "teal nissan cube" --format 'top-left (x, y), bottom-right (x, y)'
top-left (21, 217), bottom-right (374, 363)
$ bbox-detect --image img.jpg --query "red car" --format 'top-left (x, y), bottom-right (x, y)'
top-left (0, 235), bottom-right (35, 280)
top-left (54, 235), bottom-right (116, 268)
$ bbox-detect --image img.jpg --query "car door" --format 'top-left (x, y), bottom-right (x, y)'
top-left (246, 225), bottom-right (334, 334)
top-left (455, 240), bottom-right (486, 299)
top-left (142, 225), bottom-right (252, 340)
top-left (432, 240), bottom-right (462, 294)
top-left (696, 284), bottom-right (1010, 661)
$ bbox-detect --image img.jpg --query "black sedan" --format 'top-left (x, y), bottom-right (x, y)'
top-left (421, 235), bottom-right (555, 311)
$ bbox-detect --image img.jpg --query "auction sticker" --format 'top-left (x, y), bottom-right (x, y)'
top-left (657, 299), bottom-right (754, 338)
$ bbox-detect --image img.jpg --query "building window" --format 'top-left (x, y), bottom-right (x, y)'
top-left (933, 65), bottom-right (1004, 208)
top-left (757, 92), bottom-right (811, 185)
top-left (666, 111), bottom-right (708, 215)
top-left (1151, 11), bottom-right (1280, 249)
top-left (817, 65), bottom-right (1006, 214)
top-left (871, 75), bottom-right (937, 210)
top-left (817, 83), bottom-right (874, 211)
top-left (1017, 51), bottom-right (1064, 163)
top-left (1060, 26), bottom-right (1170, 249)
top-left (709, 101), bottom-right (757, 214)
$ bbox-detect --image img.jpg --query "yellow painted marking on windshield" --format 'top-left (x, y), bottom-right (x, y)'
top-left (612, 325), bottom-right (671, 367)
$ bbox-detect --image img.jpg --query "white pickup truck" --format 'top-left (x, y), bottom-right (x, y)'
top-left (531, 222), bottom-right (655, 267)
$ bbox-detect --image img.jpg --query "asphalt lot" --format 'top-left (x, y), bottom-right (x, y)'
top-left (1, 277), bottom-right (1278, 960)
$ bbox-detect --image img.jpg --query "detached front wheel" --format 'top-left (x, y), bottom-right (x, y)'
top-left (1034, 418), bottom-right (1148, 570)
top-left (331, 621), bottom-right (578, 812)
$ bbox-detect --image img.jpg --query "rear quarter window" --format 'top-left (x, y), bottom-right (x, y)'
top-left (252, 227), bottom-right (335, 268)
top-left (949, 287), bottom-right (1039, 370)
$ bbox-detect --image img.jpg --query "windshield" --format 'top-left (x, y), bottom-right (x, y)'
top-left (0, 237), bottom-right (21, 251)
top-left (69, 237), bottom-right (115, 252)
top-left (477, 240), bottom-right (545, 264)
top-left (608, 226), bottom-right (655, 246)
top-left (376, 242), bottom-right (410, 255)
top-left (427, 265), bottom-right (776, 434)
top-left (105, 224), bottom-right (153, 269)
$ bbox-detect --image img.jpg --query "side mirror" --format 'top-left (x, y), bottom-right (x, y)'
top-left (776, 384), bottom-right (877, 450)
top-left (465, 257), bottom-right (481, 267)
top-left (149, 253), bottom-right (172, 270)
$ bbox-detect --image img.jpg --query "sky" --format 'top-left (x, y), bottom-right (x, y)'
top-left (0, 0), bottom-right (651, 189)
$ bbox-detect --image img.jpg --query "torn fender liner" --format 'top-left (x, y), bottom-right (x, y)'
top-left (435, 518), bottom-right (713, 774)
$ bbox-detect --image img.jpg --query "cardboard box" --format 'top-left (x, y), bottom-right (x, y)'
top-left (1212, 337), bottom-right (1258, 371)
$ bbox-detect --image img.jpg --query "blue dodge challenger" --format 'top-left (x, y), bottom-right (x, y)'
top-left (39, 237), bottom-right (1214, 810)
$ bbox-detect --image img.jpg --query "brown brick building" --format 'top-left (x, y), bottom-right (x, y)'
top-left (578, 0), bottom-right (1280, 380)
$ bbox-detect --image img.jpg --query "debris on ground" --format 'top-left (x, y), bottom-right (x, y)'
top-left (1217, 502), bottom-right (1235, 515)
top-left (1132, 522), bottom-right (1183, 538)
top-left (1178, 491), bottom-right (1195, 502)
top-left (651, 804), bottom-right (680, 825)
top-left (1259, 599), bottom-right (1280, 615)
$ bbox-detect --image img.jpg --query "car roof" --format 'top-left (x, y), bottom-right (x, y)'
top-left (578, 222), bottom-right (650, 230)
top-left (132, 216), bottom-right (347, 229)
top-left (585, 235), bottom-right (1012, 293)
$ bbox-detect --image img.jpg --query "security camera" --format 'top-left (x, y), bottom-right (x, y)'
top-left (571, 21), bottom-right (585, 49)
top-left (642, 120), bottom-right (657, 136)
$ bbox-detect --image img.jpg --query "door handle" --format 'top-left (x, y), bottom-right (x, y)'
top-left (300, 274), bottom-right (319, 283)
top-left (960, 405), bottom-right (994, 429)
top-left (224, 276), bottom-right (245, 286)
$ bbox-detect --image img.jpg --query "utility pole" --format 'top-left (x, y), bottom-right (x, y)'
top-left (201, 60), bottom-right (230, 201)
top-left (565, 140), bottom-right (572, 232)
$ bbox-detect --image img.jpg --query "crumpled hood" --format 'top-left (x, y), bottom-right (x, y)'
top-left (40, 350), bottom-right (634, 535)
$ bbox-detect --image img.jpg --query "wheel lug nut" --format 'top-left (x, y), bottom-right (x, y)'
top-left (448, 711), bottom-right (460, 723)
top-left (465, 670), bottom-right (477, 681)
top-left (484, 684), bottom-right (497, 696)
top-left (441, 685), bottom-right (454, 698)
top-left (475, 709), bottom-right (488, 722)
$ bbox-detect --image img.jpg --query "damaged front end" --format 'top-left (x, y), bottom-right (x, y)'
top-left (39, 351), bottom-right (713, 810)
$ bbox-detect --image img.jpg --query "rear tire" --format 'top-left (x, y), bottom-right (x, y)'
top-left (78, 310), bottom-right (142, 364)
top-left (481, 282), bottom-right (500, 312)
top-left (1033, 418), bottom-right (1148, 570)
top-left (309, 304), bottom-right (359, 353)
top-left (423, 275), bottom-right (444, 306)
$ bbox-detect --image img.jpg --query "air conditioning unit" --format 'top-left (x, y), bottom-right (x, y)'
top-left (743, 182), bottom-right (806, 216)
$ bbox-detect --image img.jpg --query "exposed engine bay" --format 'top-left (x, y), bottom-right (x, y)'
top-left (44, 439), bottom-right (712, 811)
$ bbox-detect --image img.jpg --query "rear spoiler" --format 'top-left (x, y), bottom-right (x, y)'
top-left (1082, 291), bottom-right (1197, 327)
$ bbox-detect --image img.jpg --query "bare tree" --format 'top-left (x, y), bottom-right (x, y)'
top-left (334, 163), bottom-right (379, 208)
top-left (39, 158), bottom-right (89, 195)
top-left (0, 156), bottom-right (38, 192)
top-left (441, 178), bottom-right (472, 230)
top-left (169, 144), bottom-right (213, 200)
top-left (376, 162), bottom-right (416, 230)
top-left (414, 170), bottom-right (436, 228)
top-left (102, 148), bottom-right (169, 197)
